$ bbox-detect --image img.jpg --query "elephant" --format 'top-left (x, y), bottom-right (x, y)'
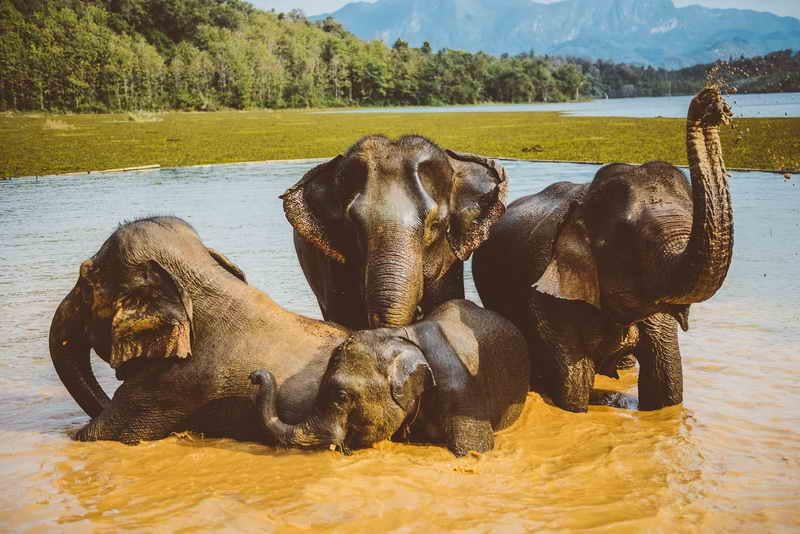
top-left (49, 216), bottom-right (349, 444)
top-left (282, 135), bottom-right (507, 330)
top-left (472, 88), bottom-right (734, 413)
top-left (249, 299), bottom-right (530, 456)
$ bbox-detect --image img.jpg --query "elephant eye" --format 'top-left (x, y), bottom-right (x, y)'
top-left (336, 389), bottom-right (351, 403)
top-left (424, 216), bottom-right (447, 246)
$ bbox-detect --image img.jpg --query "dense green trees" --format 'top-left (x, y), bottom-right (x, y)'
top-left (1, 0), bottom-right (797, 112)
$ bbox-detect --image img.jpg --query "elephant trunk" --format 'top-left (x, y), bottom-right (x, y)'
top-left (364, 227), bottom-right (423, 328)
top-left (250, 370), bottom-right (346, 450)
top-left (49, 284), bottom-right (110, 418)
top-left (665, 88), bottom-right (734, 305)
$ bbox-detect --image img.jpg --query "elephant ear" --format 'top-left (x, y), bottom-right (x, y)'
top-left (445, 150), bottom-right (508, 261)
top-left (388, 345), bottom-right (436, 412)
top-left (280, 156), bottom-right (346, 264)
top-left (533, 201), bottom-right (601, 309)
top-left (109, 260), bottom-right (193, 369)
top-left (207, 247), bottom-right (247, 283)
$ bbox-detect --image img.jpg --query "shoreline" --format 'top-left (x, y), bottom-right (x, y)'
top-left (4, 156), bottom-right (792, 182)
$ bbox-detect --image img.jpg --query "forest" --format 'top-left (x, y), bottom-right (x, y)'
top-left (1, 0), bottom-right (798, 112)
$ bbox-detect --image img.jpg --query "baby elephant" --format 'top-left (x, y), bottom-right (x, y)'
top-left (250, 300), bottom-right (530, 456)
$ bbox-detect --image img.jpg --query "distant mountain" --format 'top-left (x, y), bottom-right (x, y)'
top-left (313, 0), bottom-right (800, 67)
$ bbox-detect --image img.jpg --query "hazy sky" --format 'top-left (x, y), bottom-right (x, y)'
top-left (250, 0), bottom-right (800, 18)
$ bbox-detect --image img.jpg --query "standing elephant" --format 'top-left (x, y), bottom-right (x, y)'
top-left (282, 135), bottom-right (507, 329)
top-left (49, 216), bottom-right (349, 443)
top-left (473, 88), bottom-right (733, 412)
top-left (250, 300), bottom-right (530, 456)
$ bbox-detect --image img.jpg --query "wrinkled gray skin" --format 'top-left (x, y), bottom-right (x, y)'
top-left (250, 300), bottom-right (530, 456)
top-left (49, 217), bottom-right (349, 444)
top-left (283, 135), bottom-right (507, 329)
top-left (473, 88), bottom-right (734, 413)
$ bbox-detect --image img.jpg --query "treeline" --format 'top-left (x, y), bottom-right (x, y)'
top-left (1, 0), bottom-right (798, 112)
top-left (581, 49), bottom-right (800, 98)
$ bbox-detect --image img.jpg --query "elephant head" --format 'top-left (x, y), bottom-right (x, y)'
top-left (534, 88), bottom-right (734, 326)
top-left (49, 217), bottom-right (245, 417)
top-left (250, 329), bottom-right (435, 452)
top-left (282, 135), bottom-right (507, 328)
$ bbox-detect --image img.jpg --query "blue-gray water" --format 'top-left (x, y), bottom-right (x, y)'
top-left (316, 92), bottom-right (800, 118)
top-left (0, 161), bottom-right (798, 530)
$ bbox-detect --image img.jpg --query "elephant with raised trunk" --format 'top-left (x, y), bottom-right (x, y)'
top-left (282, 135), bottom-right (507, 329)
top-left (250, 300), bottom-right (530, 456)
top-left (49, 216), bottom-right (349, 443)
top-left (473, 88), bottom-right (734, 412)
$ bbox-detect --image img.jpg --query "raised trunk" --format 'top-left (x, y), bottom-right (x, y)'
top-left (665, 88), bottom-right (734, 305)
top-left (251, 370), bottom-right (345, 450)
top-left (49, 285), bottom-right (110, 418)
top-left (364, 229), bottom-right (423, 328)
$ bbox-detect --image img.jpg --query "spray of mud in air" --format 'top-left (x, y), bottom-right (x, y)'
top-left (704, 55), bottom-right (798, 176)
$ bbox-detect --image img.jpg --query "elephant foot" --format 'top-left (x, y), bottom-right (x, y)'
top-left (445, 415), bottom-right (494, 457)
top-left (72, 404), bottom-right (178, 445)
top-left (73, 423), bottom-right (97, 442)
top-left (73, 419), bottom-right (119, 442)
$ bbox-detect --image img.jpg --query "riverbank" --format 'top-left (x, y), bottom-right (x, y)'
top-left (2, 109), bottom-right (798, 178)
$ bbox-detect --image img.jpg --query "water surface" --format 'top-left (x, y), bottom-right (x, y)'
top-left (316, 92), bottom-right (800, 118)
top-left (1, 161), bottom-right (798, 531)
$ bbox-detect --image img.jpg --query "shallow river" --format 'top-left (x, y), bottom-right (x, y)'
top-left (1, 160), bottom-right (798, 531)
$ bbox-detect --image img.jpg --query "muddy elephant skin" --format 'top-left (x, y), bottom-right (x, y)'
top-left (49, 217), bottom-right (349, 444)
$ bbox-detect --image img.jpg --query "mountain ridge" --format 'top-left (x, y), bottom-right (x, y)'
top-left (313, 0), bottom-right (800, 67)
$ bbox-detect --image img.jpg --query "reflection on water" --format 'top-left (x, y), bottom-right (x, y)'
top-left (315, 92), bottom-right (800, 118)
top-left (0, 161), bottom-right (798, 530)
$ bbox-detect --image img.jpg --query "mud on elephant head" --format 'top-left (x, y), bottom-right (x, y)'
top-left (282, 135), bottom-right (507, 329)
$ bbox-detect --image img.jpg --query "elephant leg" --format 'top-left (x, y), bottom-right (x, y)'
top-left (635, 312), bottom-right (683, 411)
top-left (529, 294), bottom-right (596, 413)
top-left (443, 414), bottom-right (494, 457)
top-left (551, 355), bottom-right (595, 413)
top-left (74, 381), bottom-right (190, 444)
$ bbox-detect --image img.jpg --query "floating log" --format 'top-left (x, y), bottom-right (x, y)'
top-left (93, 164), bottom-right (160, 174)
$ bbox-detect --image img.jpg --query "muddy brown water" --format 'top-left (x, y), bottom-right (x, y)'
top-left (1, 161), bottom-right (798, 531)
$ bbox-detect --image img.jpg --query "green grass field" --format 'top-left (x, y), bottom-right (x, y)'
top-left (1, 109), bottom-right (798, 178)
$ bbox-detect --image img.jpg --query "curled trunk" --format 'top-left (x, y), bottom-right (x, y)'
top-left (364, 228), bottom-right (423, 328)
top-left (49, 285), bottom-right (110, 418)
top-left (251, 370), bottom-right (345, 450)
top-left (665, 88), bottom-right (734, 305)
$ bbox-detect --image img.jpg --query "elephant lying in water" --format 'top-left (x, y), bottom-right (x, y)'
top-left (49, 216), bottom-right (349, 443)
top-left (473, 88), bottom-right (734, 413)
top-left (283, 135), bottom-right (507, 329)
top-left (250, 300), bottom-right (530, 456)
